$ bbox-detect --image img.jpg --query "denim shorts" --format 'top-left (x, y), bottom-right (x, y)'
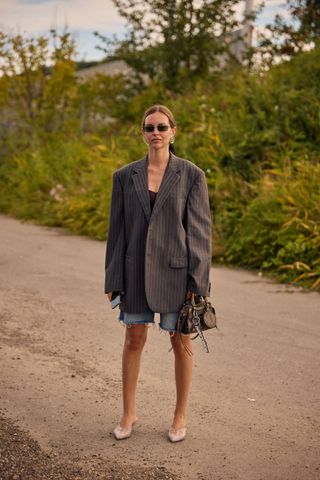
top-left (118, 309), bottom-right (178, 332)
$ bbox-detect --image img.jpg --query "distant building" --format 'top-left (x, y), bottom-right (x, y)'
top-left (76, 60), bottom-right (132, 81)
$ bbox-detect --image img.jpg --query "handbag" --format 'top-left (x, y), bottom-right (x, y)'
top-left (176, 293), bottom-right (217, 354)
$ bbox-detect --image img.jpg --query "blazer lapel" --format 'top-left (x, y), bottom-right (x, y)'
top-left (151, 154), bottom-right (181, 219)
top-left (132, 157), bottom-right (151, 222)
top-left (132, 153), bottom-right (181, 222)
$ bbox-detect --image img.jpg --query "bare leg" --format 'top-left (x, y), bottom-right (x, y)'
top-left (170, 333), bottom-right (193, 430)
top-left (120, 324), bottom-right (148, 428)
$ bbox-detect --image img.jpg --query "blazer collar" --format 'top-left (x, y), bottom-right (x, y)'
top-left (132, 153), bottom-right (181, 222)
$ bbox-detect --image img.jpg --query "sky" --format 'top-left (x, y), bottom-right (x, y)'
top-left (0, 0), bottom-right (289, 62)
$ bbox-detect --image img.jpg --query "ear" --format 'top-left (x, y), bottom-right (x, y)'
top-left (142, 131), bottom-right (149, 145)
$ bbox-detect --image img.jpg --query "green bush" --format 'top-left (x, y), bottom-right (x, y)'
top-left (0, 134), bottom-right (127, 238)
top-left (223, 161), bottom-right (320, 289)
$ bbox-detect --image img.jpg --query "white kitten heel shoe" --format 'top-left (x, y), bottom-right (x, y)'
top-left (167, 426), bottom-right (187, 443)
top-left (113, 420), bottom-right (137, 440)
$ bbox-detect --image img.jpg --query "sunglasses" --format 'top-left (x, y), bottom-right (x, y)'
top-left (143, 123), bottom-right (170, 133)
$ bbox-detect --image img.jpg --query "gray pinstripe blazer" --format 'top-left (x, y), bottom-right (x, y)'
top-left (104, 153), bottom-right (212, 313)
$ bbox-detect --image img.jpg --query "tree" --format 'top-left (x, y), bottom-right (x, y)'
top-left (0, 29), bottom-right (78, 140)
top-left (95, 0), bottom-right (242, 90)
top-left (258, 0), bottom-right (320, 64)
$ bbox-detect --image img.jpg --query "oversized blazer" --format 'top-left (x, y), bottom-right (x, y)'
top-left (104, 152), bottom-right (212, 313)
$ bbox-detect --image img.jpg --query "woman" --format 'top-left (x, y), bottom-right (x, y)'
top-left (105, 105), bottom-right (212, 442)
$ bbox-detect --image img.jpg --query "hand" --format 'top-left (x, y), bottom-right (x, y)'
top-left (106, 292), bottom-right (113, 302)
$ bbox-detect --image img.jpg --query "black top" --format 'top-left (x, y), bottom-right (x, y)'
top-left (149, 190), bottom-right (157, 211)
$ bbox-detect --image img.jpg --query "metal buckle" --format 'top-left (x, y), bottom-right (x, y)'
top-left (192, 308), bottom-right (200, 326)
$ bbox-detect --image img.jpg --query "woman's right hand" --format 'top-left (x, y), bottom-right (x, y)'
top-left (106, 292), bottom-right (113, 302)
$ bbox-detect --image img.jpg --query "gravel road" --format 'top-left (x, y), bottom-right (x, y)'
top-left (0, 214), bottom-right (319, 480)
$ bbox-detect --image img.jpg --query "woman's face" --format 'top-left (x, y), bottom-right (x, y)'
top-left (143, 111), bottom-right (176, 151)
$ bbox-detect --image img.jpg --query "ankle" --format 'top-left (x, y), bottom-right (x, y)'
top-left (120, 413), bottom-right (138, 427)
top-left (174, 410), bottom-right (186, 420)
top-left (172, 412), bottom-right (187, 429)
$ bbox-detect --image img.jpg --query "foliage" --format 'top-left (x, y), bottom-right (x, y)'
top-left (0, 26), bottom-right (319, 290)
top-left (0, 29), bottom-right (78, 139)
top-left (258, 0), bottom-right (320, 64)
top-left (0, 134), bottom-right (129, 239)
top-left (222, 162), bottom-right (320, 290)
top-left (0, 29), bottom-right (130, 147)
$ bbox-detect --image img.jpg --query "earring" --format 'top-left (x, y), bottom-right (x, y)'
top-left (170, 136), bottom-right (175, 144)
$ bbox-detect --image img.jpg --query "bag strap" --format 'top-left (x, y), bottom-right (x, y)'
top-left (191, 302), bottom-right (210, 353)
top-left (191, 293), bottom-right (208, 307)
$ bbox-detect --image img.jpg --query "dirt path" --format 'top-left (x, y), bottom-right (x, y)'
top-left (0, 214), bottom-right (319, 480)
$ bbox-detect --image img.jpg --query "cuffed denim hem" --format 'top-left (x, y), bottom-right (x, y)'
top-left (118, 310), bottom-right (178, 332)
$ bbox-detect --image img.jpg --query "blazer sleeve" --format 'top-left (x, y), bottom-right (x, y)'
top-left (104, 171), bottom-right (126, 294)
top-left (185, 170), bottom-right (212, 296)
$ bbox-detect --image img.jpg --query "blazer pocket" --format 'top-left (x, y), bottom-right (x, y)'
top-left (170, 256), bottom-right (188, 268)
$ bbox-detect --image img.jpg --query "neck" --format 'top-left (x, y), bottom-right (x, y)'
top-left (147, 148), bottom-right (170, 169)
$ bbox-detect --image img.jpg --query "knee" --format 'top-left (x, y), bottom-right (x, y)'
top-left (124, 328), bottom-right (147, 352)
